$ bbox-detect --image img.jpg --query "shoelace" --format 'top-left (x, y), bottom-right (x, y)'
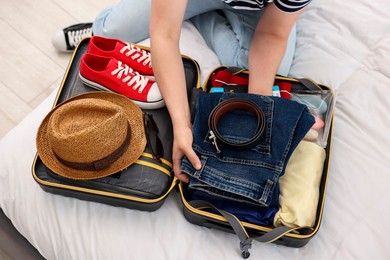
top-left (120, 44), bottom-right (152, 68)
top-left (67, 28), bottom-right (92, 47)
top-left (111, 61), bottom-right (149, 93)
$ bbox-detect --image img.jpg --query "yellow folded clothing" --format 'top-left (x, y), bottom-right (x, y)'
top-left (274, 141), bottom-right (326, 228)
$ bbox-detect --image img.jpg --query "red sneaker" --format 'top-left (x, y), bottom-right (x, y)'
top-left (87, 36), bottom-right (153, 77)
top-left (79, 53), bottom-right (164, 109)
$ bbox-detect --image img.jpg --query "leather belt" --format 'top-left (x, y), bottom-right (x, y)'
top-left (207, 98), bottom-right (265, 154)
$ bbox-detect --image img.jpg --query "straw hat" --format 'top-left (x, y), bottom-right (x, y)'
top-left (36, 92), bottom-right (146, 180)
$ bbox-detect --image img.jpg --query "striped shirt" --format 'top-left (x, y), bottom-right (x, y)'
top-left (222, 0), bottom-right (312, 12)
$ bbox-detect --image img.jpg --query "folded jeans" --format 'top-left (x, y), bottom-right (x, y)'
top-left (181, 92), bottom-right (315, 207)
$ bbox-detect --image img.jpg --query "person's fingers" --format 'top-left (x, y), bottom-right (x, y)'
top-left (173, 155), bottom-right (189, 183)
top-left (172, 144), bottom-right (200, 183)
top-left (185, 147), bottom-right (201, 170)
top-left (177, 172), bottom-right (189, 183)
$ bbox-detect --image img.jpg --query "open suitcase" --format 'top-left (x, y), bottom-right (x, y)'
top-left (32, 37), bottom-right (200, 212)
top-left (179, 66), bottom-right (335, 258)
top-left (32, 37), bottom-right (335, 257)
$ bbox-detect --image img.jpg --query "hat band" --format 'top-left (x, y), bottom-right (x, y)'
top-left (53, 124), bottom-right (132, 172)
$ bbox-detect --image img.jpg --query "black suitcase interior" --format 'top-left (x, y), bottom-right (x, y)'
top-left (32, 37), bottom-right (200, 212)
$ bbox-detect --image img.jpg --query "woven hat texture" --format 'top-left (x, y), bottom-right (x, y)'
top-left (36, 92), bottom-right (146, 180)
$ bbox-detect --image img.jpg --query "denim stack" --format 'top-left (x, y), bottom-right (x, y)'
top-left (181, 92), bottom-right (314, 223)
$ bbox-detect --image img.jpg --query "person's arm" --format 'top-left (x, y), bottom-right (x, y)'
top-left (150, 0), bottom-right (201, 182)
top-left (248, 4), bottom-right (305, 95)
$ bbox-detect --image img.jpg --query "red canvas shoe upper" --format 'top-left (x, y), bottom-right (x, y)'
top-left (79, 53), bottom-right (164, 109)
top-left (87, 36), bottom-right (153, 76)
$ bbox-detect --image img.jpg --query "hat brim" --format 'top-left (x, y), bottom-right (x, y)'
top-left (36, 92), bottom-right (146, 180)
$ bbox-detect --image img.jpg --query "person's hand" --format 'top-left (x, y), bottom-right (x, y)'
top-left (172, 125), bottom-right (201, 183)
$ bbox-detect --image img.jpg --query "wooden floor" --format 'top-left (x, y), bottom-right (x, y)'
top-left (0, 0), bottom-right (112, 140)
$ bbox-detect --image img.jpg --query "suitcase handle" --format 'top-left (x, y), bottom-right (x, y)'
top-left (189, 200), bottom-right (313, 259)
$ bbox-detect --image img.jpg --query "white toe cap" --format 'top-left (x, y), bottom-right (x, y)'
top-left (51, 29), bottom-right (69, 52)
top-left (147, 83), bottom-right (163, 103)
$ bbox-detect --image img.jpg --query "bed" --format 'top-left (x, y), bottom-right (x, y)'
top-left (1, 0), bottom-right (389, 259)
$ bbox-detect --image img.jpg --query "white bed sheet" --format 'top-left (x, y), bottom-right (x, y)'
top-left (1, 0), bottom-right (390, 259)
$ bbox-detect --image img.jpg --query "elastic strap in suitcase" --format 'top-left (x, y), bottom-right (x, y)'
top-left (189, 200), bottom-right (313, 259)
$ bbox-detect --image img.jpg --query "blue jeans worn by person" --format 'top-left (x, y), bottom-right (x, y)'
top-left (92, 0), bottom-right (296, 75)
top-left (180, 92), bottom-right (315, 208)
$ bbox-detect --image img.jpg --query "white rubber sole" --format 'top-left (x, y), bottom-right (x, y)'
top-left (79, 73), bottom-right (165, 110)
